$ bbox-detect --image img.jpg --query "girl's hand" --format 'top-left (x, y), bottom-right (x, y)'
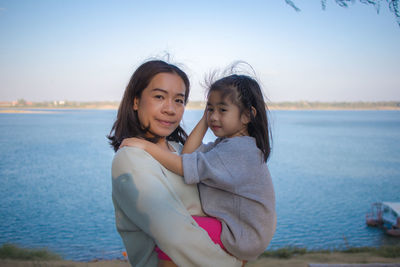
top-left (202, 106), bottom-right (208, 120)
top-left (119, 137), bottom-right (148, 150)
top-left (200, 107), bottom-right (208, 126)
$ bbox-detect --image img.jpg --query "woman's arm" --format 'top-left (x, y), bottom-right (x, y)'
top-left (182, 110), bottom-right (208, 154)
top-left (120, 138), bottom-right (183, 176)
top-left (112, 147), bottom-right (242, 267)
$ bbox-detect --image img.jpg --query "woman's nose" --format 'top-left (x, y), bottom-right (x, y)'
top-left (162, 99), bottom-right (175, 115)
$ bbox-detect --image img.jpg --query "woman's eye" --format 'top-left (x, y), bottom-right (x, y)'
top-left (220, 109), bottom-right (227, 112)
top-left (175, 99), bottom-right (184, 104)
top-left (154, 95), bottom-right (164, 99)
top-left (207, 108), bottom-right (214, 112)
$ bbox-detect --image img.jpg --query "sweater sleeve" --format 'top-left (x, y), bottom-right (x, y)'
top-left (112, 147), bottom-right (242, 267)
top-left (182, 139), bottom-right (238, 191)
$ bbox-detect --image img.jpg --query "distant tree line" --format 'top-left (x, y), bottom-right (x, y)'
top-left (267, 101), bottom-right (400, 110)
top-left (2, 100), bottom-right (399, 110)
top-left (1, 99), bottom-right (119, 109)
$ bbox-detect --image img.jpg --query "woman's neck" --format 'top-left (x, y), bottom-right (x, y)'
top-left (155, 137), bottom-right (174, 152)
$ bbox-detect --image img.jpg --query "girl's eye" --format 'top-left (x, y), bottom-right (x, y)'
top-left (220, 109), bottom-right (227, 112)
top-left (207, 107), bottom-right (214, 112)
top-left (175, 99), bottom-right (184, 104)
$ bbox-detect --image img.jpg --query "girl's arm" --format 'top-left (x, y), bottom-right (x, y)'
top-left (120, 138), bottom-right (183, 176)
top-left (182, 110), bottom-right (208, 154)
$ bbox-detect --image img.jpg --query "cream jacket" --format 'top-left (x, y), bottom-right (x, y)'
top-left (112, 143), bottom-right (241, 267)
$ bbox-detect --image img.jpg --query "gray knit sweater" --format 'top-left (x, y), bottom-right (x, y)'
top-left (182, 136), bottom-right (276, 260)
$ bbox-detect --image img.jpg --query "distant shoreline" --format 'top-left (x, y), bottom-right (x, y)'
top-left (0, 109), bottom-right (61, 114)
top-left (1, 101), bottom-right (399, 113)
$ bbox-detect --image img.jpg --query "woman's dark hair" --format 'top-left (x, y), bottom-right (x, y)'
top-left (208, 74), bottom-right (272, 162)
top-left (108, 60), bottom-right (190, 152)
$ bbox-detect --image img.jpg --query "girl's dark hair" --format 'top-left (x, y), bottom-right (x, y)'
top-left (208, 74), bottom-right (272, 162)
top-left (108, 60), bottom-right (190, 152)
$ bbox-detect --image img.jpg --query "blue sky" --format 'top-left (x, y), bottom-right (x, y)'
top-left (0, 0), bottom-right (399, 102)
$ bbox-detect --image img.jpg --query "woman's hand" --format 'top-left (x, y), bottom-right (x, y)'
top-left (119, 137), bottom-right (148, 150)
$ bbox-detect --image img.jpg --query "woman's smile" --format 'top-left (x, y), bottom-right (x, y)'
top-left (156, 118), bottom-right (177, 128)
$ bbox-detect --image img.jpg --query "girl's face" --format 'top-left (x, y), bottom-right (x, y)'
top-left (206, 90), bottom-right (249, 138)
top-left (133, 72), bottom-right (186, 141)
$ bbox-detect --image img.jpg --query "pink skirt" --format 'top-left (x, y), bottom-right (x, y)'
top-left (154, 216), bottom-right (225, 261)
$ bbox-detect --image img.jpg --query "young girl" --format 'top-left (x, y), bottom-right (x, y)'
top-left (121, 74), bottom-right (276, 264)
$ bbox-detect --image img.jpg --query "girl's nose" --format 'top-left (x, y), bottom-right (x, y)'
top-left (209, 112), bottom-right (217, 122)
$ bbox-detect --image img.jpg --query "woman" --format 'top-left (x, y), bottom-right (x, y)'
top-left (108, 60), bottom-right (242, 267)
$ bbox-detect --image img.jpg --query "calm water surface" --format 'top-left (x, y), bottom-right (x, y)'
top-left (0, 109), bottom-right (399, 260)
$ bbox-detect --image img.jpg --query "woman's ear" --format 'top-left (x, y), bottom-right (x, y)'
top-left (251, 106), bottom-right (257, 117)
top-left (133, 97), bottom-right (139, 111)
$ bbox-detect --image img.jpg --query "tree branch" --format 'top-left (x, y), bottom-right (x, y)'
top-left (286, 0), bottom-right (400, 27)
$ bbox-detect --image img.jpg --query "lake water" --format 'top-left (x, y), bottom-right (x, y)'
top-left (0, 109), bottom-right (399, 261)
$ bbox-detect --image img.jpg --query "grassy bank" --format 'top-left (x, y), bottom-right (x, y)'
top-left (259, 245), bottom-right (400, 259)
top-left (1, 244), bottom-right (399, 267)
top-left (246, 246), bottom-right (400, 267)
top-left (0, 244), bottom-right (61, 261)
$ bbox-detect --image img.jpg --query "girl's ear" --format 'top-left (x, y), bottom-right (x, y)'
top-left (241, 106), bottom-right (257, 124)
top-left (133, 97), bottom-right (139, 111)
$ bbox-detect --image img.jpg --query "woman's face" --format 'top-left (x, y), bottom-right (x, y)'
top-left (133, 72), bottom-right (186, 140)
